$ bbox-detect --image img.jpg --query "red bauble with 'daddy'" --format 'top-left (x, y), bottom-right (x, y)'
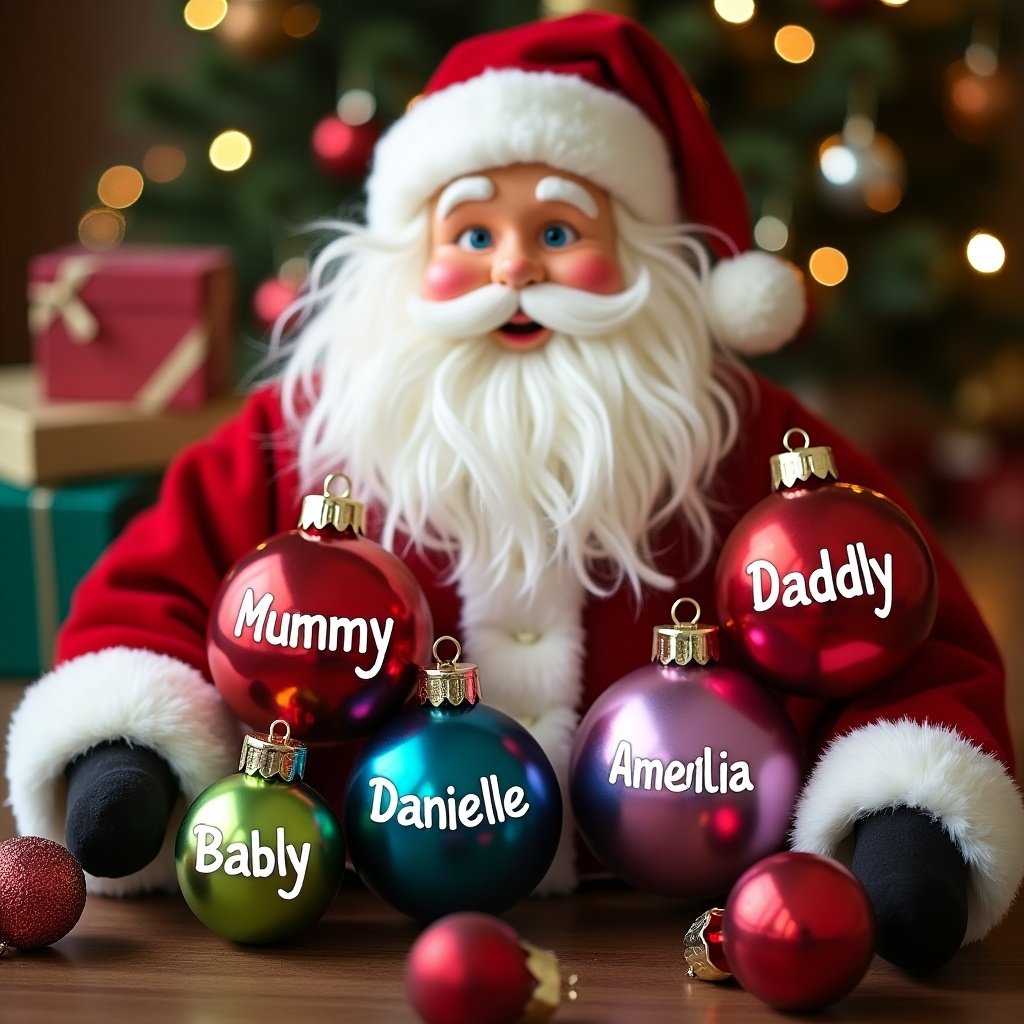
top-left (722, 852), bottom-right (875, 1010)
top-left (208, 474), bottom-right (432, 742)
top-left (716, 429), bottom-right (937, 699)
top-left (0, 836), bottom-right (87, 951)
top-left (405, 912), bottom-right (569, 1024)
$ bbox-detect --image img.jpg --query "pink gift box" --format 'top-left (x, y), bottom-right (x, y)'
top-left (29, 245), bottom-right (235, 411)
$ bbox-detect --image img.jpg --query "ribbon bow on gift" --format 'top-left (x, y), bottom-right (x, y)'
top-left (28, 256), bottom-right (100, 343)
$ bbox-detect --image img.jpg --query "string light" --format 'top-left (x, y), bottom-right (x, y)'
top-left (142, 144), bottom-right (187, 183)
top-left (713, 0), bottom-right (755, 27)
top-left (774, 26), bottom-right (814, 64)
top-left (183, 0), bottom-right (228, 31)
top-left (283, 3), bottom-right (321, 39)
top-left (209, 129), bottom-right (253, 171)
top-left (97, 165), bottom-right (144, 209)
top-left (966, 232), bottom-right (1005, 274)
top-left (78, 206), bottom-right (126, 250)
top-left (808, 247), bottom-right (848, 286)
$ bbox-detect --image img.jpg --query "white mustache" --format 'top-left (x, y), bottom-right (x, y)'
top-left (406, 268), bottom-right (651, 340)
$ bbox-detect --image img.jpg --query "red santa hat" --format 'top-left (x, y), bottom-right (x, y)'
top-left (365, 12), bottom-right (805, 355)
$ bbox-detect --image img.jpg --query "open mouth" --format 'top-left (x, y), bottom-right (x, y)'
top-left (495, 311), bottom-right (548, 345)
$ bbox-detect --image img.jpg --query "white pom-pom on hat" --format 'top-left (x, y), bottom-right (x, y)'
top-left (707, 250), bottom-right (806, 355)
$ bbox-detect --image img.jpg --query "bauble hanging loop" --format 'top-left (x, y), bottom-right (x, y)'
top-left (652, 597), bottom-right (720, 667)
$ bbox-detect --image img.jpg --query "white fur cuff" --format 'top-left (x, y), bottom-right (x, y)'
top-left (5, 647), bottom-right (241, 897)
top-left (791, 719), bottom-right (1024, 944)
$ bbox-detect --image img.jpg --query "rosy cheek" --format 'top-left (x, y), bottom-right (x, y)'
top-left (560, 252), bottom-right (623, 294)
top-left (421, 258), bottom-right (484, 300)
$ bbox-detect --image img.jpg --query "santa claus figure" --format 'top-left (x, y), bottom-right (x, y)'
top-left (7, 13), bottom-right (1022, 973)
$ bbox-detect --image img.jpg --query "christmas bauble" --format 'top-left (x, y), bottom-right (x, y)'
top-left (311, 115), bottom-right (380, 179)
top-left (406, 913), bottom-right (567, 1024)
top-left (818, 128), bottom-right (905, 214)
top-left (343, 637), bottom-right (562, 921)
top-left (252, 274), bottom-right (301, 332)
top-left (569, 600), bottom-right (802, 899)
top-left (716, 429), bottom-right (937, 698)
top-left (683, 907), bottom-right (731, 981)
top-left (176, 720), bottom-right (345, 944)
top-left (208, 475), bottom-right (433, 742)
top-left (0, 837), bottom-right (86, 951)
top-left (723, 852), bottom-right (875, 1010)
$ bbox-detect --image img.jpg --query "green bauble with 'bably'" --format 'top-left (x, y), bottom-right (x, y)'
top-left (175, 719), bottom-right (345, 943)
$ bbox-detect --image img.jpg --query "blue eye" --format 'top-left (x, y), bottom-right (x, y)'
top-left (542, 223), bottom-right (578, 248)
top-left (457, 227), bottom-right (493, 251)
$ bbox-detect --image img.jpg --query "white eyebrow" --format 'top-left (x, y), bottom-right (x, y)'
top-left (535, 176), bottom-right (599, 219)
top-left (436, 175), bottom-right (495, 219)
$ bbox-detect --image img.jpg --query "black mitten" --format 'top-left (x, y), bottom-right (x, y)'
top-left (850, 806), bottom-right (969, 974)
top-left (65, 740), bottom-right (179, 878)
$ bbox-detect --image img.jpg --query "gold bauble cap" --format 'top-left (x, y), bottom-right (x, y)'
top-left (418, 636), bottom-right (481, 707)
top-left (769, 427), bottom-right (838, 491)
top-left (651, 598), bottom-right (720, 667)
top-left (520, 941), bottom-right (578, 1022)
top-left (239, 719), bottom-right (307, 781)
top-left (298, 473), bottom-right (366, 534)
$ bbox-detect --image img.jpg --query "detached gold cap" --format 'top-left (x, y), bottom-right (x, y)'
top-left (652, 598), bottom-right (719, 667)
top-left (770, 427), bottom-right (838, 491)
top-left (298, 473), bottom-right (366, 534)
top-left (418, 636), bottom-right (481, 707)
top-left (239, 719), bottom-right (307, 781)
top-left (520, 941), bottom-right (577, 1022)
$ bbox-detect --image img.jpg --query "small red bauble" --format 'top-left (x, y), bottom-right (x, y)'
top-left (252, 275), bottom-right (302, 333)
top-left (208, 474), bottom-right (433, 742)
top-left (716, 428), bottom-right (937, 699)
top-left (723, 852), bottom-right (875, 1010)
top-left (311, 115), bottom-right (380, 179)
top-left (0, 836), bottom-right (87, 951)
top-left (405, 913), bottom-right (563, 1024)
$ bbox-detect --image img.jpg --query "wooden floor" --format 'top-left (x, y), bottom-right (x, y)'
top-left (2, 530), bottom-right (1023, 1022)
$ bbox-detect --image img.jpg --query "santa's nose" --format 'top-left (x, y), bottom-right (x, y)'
top-left (492, 236), bottom-right (544, 288)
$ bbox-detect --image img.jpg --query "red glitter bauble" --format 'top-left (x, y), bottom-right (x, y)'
top-left (0, 836), bottom-right (87, 950)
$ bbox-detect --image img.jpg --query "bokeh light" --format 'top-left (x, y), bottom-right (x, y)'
top-left (880, 1), bottom-right (910, 7)
top-left (774, 26), bottom-right (814, 64)
top-left (209, 129), bottom-right (253, 171)
top-left (714, 0), bottom-right (755, 27)
top-left (966, 232), bottom-right (1006, 274)
top-left (337, 88), bottom-right (376, 126)
top-left (97, 165), bottom-right (144, 209)
top-left (142, 144), bottom-right (187, 183)
top-left (183, 0), bottom-right (228, 31)
top-left (283, 3), bottom-right (321, 39)
top-left (808, 247), bottom-right (848, 286)
top-left (78, 206), bottom-right (126, 250)
top-left (754, 215), bottom-right (789, 252)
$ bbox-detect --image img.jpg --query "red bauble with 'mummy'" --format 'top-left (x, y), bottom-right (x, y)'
top-left (208, 475), bottom-right (432, 743)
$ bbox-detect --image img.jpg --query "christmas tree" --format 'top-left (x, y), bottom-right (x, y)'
top-left (83, 0), bottom-right (1021, 457)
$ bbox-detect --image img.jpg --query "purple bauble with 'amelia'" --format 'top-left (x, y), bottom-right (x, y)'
top-left (569, 599), bottom-right (802, 899)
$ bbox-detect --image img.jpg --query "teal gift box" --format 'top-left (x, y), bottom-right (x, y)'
top-left (0, 475), bottom-right (158, 677)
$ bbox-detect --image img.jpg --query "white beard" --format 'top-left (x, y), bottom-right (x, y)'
top-left (275, 206), bottom-right (741, 599)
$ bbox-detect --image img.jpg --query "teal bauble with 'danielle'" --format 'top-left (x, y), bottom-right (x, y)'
top-left (343, 636), bottom-right (562, 921)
